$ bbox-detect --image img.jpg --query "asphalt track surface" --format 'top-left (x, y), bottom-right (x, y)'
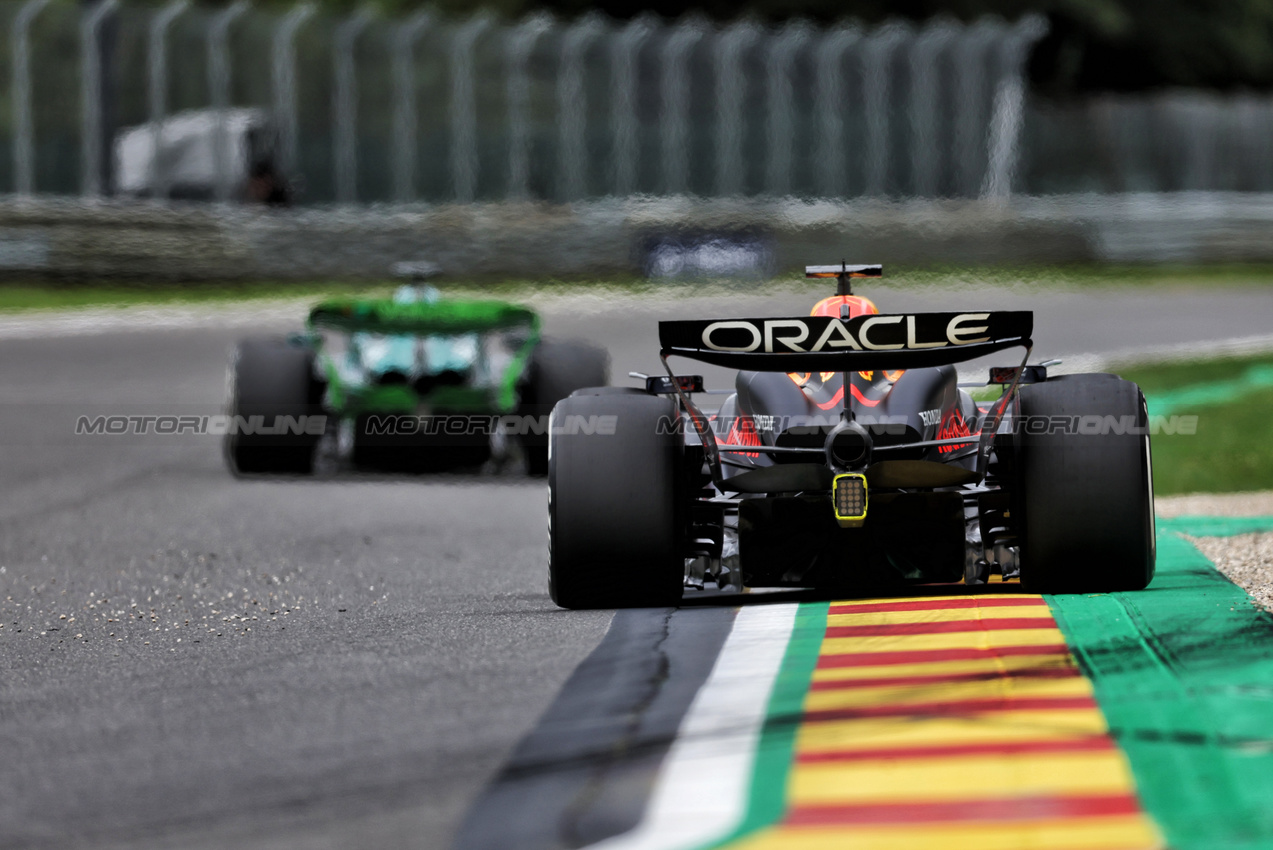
top-left (3, 283), bottom-right (1273, 849)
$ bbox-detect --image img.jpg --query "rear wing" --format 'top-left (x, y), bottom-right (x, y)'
top-left (805, 263), bottom-right (881, 279)
top-left (659, 311), bottom-right (1032, 371)
top-left (308, 298), bottom-right (538, 336)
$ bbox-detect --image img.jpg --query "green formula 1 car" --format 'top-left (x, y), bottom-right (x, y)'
top-left (224, 276), bottom-right (607, 476)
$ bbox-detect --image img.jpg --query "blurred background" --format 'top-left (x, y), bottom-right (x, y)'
top-left (0, 0), bottom-right (1272, 277)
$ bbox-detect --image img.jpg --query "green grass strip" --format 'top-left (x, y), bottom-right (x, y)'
top-left (1046, 519), bottom-right (1273, 849)
top-left (0, 281), bottom-right (380, 312)
top-left (1118, 353), bottom-right (1273, 398)
top-left (703, 601), bottom-right (828, 849)
top-left (1146, 364), bottom-right (1273, 417)
top-left (9, 262), bottom-right (1273, 313)
top-left (1159, 516), bottom-right (1273, 538)
top-left (1112, 354), bottom-right (1273, 494)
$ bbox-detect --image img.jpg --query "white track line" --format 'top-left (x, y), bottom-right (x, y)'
top-left (588, 602), bottom-right (799, 850)
top-left (953, 333), bottom-right (1273, 384)
top-left (1038, 333), bottom-right (1273, 377)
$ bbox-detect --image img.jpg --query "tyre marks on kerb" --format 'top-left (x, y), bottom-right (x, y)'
top-left (586, 604), bottom-right (799, 850)
top-left (1051, 517), bottom-right (1273, 850)
top-left (452, 606), bottom-right (735, 850)
top-left (458, 592), bottom-right (1165, 850)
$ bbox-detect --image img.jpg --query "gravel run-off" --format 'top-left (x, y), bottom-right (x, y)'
top-left (1157, 491), bottom-right (1273, 613)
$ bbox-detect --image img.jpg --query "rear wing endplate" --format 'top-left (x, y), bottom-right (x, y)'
top-left (659, 311), bottom-right (1032, 371)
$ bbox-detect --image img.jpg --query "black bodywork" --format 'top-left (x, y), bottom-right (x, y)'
top-left (655, 268), bottom-right (1036, 592)
top-left (718, 368), bottom-right (980, 588)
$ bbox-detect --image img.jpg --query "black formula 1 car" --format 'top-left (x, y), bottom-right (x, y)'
top-left (548, 264), bottom-right (1156, 608)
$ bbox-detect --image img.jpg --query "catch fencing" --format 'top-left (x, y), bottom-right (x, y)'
top-left (1, 3), bottom-right (1044, 203)
top-left (2, 3), bottom-right (1271, 206)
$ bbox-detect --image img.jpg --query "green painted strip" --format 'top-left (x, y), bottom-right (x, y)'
top-left (1047, 519), bottom-right (1273, 850)
top-left (703, 601), bottom-right (828, 849)
top-left (1147, 364), bottom-right (1273, 417)
top-left (1159, 515), bottom-right (1273, 538)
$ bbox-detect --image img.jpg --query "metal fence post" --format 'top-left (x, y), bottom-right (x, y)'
top-left (659, 19), bottom-right (705, 195)
top-left (80, 0), bottom-right (119, 198)
top-left (714, 20), bottom-right (759, 197)
top-left (148, 0), bottom-right (189, 200)
top-left (813, 27), bottom-right (860, 197)
top-left (909, 19), bottom-right (957, 197)
top-left (504, 14), bottom-right (552, 199)
top-left (982, 15), bottom-right (1047, 199)
top-left (610, 14), bottom-right (653, 197)
top-left (556, 13), bottom-right (605, 201)
top-left (953, 19), bottom-right (1001, 197)
top-left (765, 21), bottom-right (812, 197)
top-left (451, 13), bottom-right (492, 202)
top-left (391, 10), bottom-right (432, 202)
top-left (272, 3), bottom-right (314, 181)
top-left (12, 0), bottom-right (51, 196)
top-left (862, 22), bottom-right (910, 197)
top-left (334, 8), bottom-right (373, 204)
top-left (208, 0), bottom-right (249, 202)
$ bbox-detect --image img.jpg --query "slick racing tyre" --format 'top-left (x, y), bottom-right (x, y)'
top-left (225, 337), bottom-right (326, 475)
top-left (519, 339), bottom-right (609, 476)
top-left (1015, 374), bottom-right (1155, 593)
top-left (548, 391), bottom-right (685, 609)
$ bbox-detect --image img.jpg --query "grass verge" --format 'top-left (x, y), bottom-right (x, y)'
top-left (1117, 353), bottom-right (1273, 495)
top-left (0, 281), bottom-right (387, 312)
top-left (3, 263), bottom-right (1273, 312)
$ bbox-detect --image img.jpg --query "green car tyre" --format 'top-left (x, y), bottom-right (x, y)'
top-left (225, 337), bottom-right (326, 475)
top-left (519, 339), bottom-right (609, 476)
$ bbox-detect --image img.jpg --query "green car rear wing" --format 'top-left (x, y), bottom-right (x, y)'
top-left (307, 297), bottom-right (541, 413)
top-left (308, 299), bottom-right (540, 336)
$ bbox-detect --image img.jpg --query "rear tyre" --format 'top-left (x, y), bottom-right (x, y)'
top-left (549, 392), bottom-right (685, 609)
top-left (1015, 375), bottom-right (1155, 593)
top-left (520, 339), bottom-right (609, 476)
top-left (225, 337), bottom-right (325, 475)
